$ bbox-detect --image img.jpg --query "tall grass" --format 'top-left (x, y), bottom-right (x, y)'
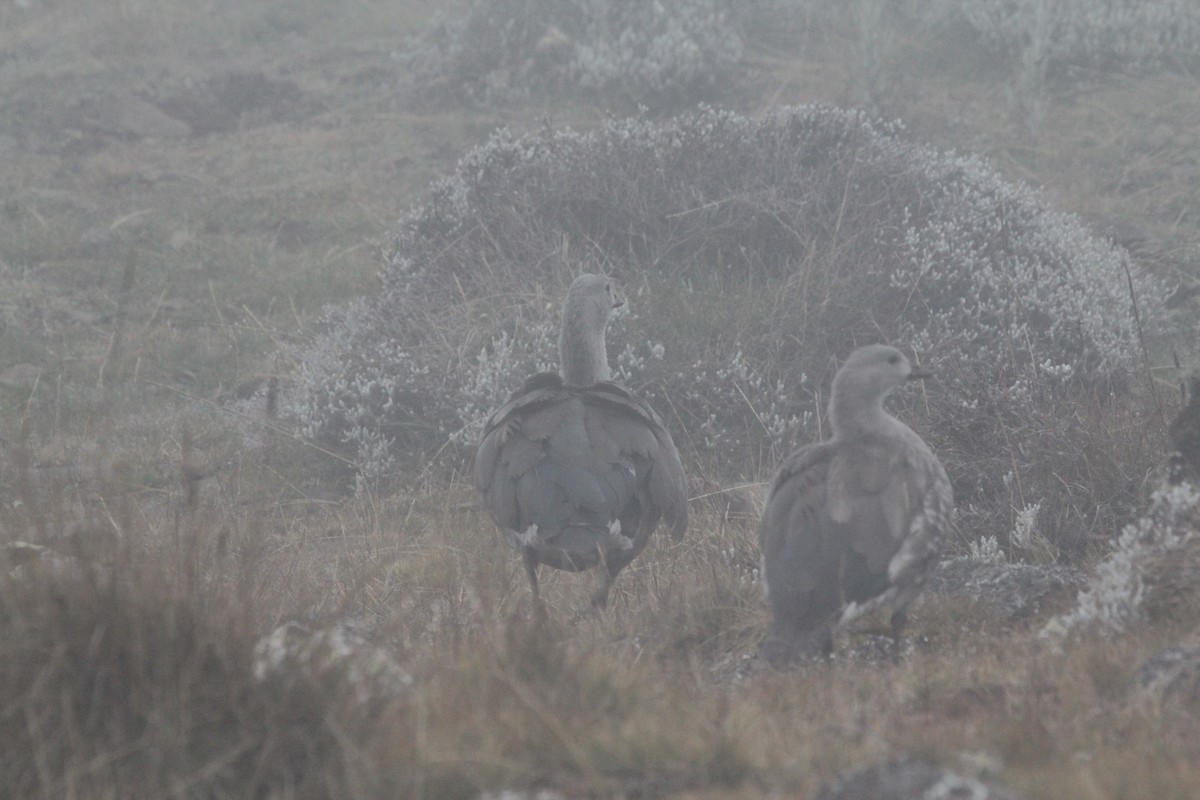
top-left (3, 451), bottom-right (1199, 798)
top-left (1, 0), bottom-right (1198, 797)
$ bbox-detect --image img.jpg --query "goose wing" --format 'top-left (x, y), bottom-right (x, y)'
top-left (826, 435), bottom-right (953, 595)
top-left (474, 377), bottom-right (688, 550)
top-left (584, 382), bottom-right (688, 539)
top-left (759, 435), bottom-right (951, 625)
top-left (759, 442), bottom-right (838, 600)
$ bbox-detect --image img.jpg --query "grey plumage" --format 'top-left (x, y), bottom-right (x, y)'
top-left (474, 274), bottom-right (688, 609)
top-left (759, 344), bottom-right (953, 663)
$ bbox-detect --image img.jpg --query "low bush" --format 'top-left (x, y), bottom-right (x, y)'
top-left (960, 0), bottom-right (1200, 73)
top-left (1050, 481), bottom-right (1200, 635)
top-left (287, 105), bottom-right (1168, 559)
top-left (0, 493), bottom-right (759, 798)
top-left (403, 0), bottom-right (744, 107)
top-left (0, 542), bottom-right (395, 798)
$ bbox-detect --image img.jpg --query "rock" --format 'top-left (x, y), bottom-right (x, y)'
top-left (926, 558), bottom-right (1085, 622)
top-left (815, 757), bottom-right (1029, 800)
top-left (252, 620), bottom-right (413, 710)
top-left (1132, 642), bottom-right (1200, 707)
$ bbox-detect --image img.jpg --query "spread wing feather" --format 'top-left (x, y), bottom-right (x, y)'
top-left (585, 383), bottom-right (688, 539)
top-left (760, 443), bottom-right (835, 598)
top-left (760, 435), bottom-right (948, 644)
top-left (828, 439), bottom-right (927, 574)
top-left (521, 402), bottom-right (572, 443)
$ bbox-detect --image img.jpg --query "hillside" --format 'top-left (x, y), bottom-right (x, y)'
top-left (1, 1), bottom-right (1198, 797)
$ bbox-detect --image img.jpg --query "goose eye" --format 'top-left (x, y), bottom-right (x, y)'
top-left (887, 354), bottom-right (900, 365)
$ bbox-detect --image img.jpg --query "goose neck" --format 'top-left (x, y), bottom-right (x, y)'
top-left (829, 386), bottom-right (888, 438)
top-left (559, 322), bottom-right (610, 386)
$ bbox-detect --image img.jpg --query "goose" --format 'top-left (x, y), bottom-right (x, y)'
top-left (474, 274), bottom-right (688, 609)
top-left (759, 344), bottom-right (952, 663)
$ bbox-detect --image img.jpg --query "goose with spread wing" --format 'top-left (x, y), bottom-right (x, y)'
top-left (759, 344), bottom-right (953, 663)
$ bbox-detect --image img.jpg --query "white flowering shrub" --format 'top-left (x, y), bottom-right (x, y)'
top-left (1010, 501), bottom-right (1043, 554)
top-left (449, 317), bottom-right (558, 448)
top-left (285, 299), bottom-right (448, 489)
top-left (253, 622), bottom-right (413, 711)
top-left (288, 105), bottom-right (1167, 552)
top-left (960, 0), bottom-right (1200, 72)
top-left (967, 535), bottom-right (1007, 564)
top-left (675, 350), bottom-right (812, 467)
top-left (1052, 483), bottom-right (1200, 635)
top-left (283, 285), bottom-right (667, 488)
top-left (403, 0), bottom-right (743, 107)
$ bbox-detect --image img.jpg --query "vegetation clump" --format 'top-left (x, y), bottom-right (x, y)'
top-left (960, 0), bottom-right (1200, 73)
top-left (403, 0), bottom-right (744, 107)
top-left (1051, 482), bottom-right (1200, 634)
top-left (4, 3), bottom-right (1200, 798)
top-left (1053, 380), bottom-right (1200, 634)
top-left (288, 104), bottom-right (1167, 559)
top-left (0, 545), bottom-right (391, 798)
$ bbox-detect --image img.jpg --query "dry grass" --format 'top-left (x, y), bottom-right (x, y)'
top-left (1, 0), bottom-right (1199, 797)
top-left (4, 470), bottom-right (1200, 798)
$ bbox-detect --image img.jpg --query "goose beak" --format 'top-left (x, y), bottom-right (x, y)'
top-left (907, 366), bottom-right (933, 381)
top-left (612, 296), bottom-right (625, 310)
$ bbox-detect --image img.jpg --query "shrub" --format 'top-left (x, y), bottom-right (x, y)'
top-left (286, 105), bottom-right (1168, 557)
top-left (960, 0), bottom-right (1200, 73)
top-left (1051, 380), bottom-right (1200, 634)
top-left (402, 0), bottom-right (744, 107)
top-left (1049, 482), bottom-right (1200, 635)
top-left (0, 541), bottom-right (398, 798)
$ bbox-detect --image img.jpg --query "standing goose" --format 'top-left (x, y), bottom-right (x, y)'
top-left (759, 344), bottom-right (953, 663)
top-left (473, 274), bottom-right (688, 609)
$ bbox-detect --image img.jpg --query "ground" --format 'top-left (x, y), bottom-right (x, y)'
top-left (0, 1), bottom-right (1198, 798)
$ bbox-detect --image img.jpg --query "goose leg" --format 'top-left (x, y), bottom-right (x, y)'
top-left (589, 566), bottom-right (613, 610)
top-left (888, 607), bottom-right (908, 660)
top-left (762, 619), bottom-right (832, 668)
top-left (522, 548), bottom-right (541, 602)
